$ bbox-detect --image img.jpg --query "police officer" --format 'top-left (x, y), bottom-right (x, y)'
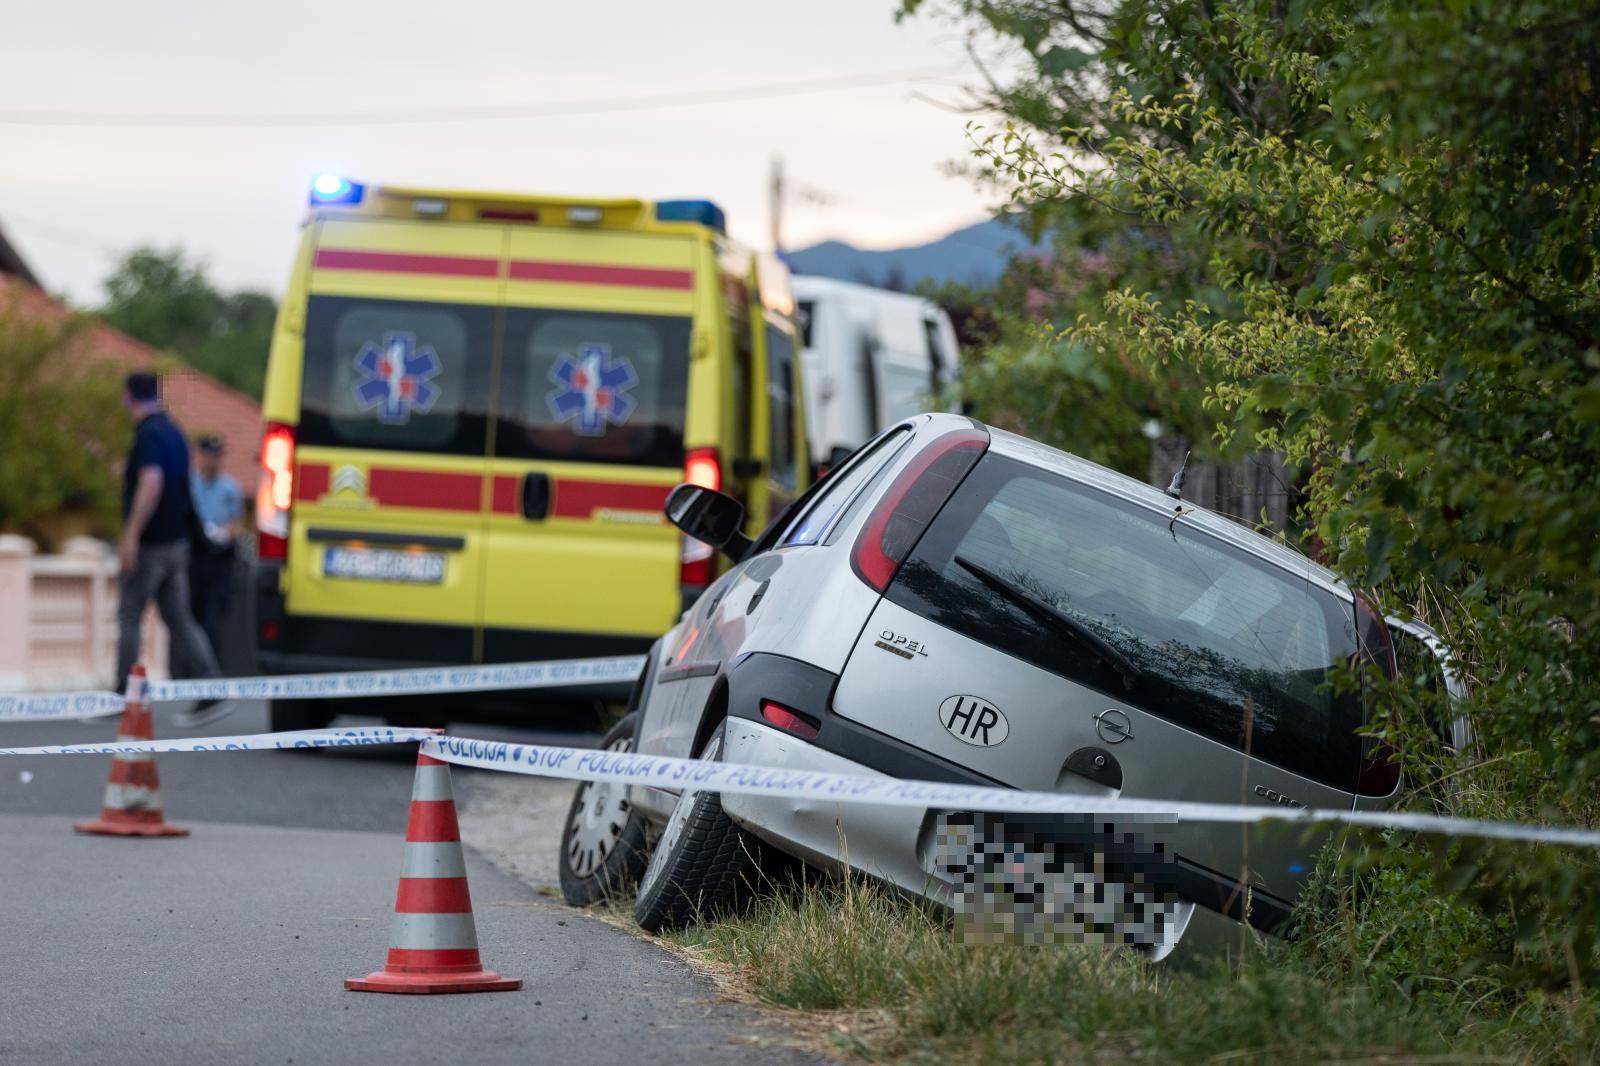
top-left (189, 433), bottom-right (243, 663)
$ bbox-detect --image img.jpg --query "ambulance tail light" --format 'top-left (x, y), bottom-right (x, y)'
top-left (851, 426), bottom-right (988, 592)
top-left (257, 423), bottom-right (296, 561)
top-left (679, 447), bottom-right (723, 589)
top-left (684, 447), bottom-right (722, 494)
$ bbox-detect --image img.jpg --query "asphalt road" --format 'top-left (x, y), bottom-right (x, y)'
top-left (0, 699), bottom-right (824, 1065)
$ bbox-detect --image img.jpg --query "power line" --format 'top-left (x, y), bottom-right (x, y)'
top-left (0, 65), bottom-right (965, 129)
top-left (0, 211), bottom-right (119, 256)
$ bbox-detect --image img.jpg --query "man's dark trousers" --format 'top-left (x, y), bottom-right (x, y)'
top-left (116, 539), bottom-right (223, 691)
top-left (189, 545), bottom-right (235, 668)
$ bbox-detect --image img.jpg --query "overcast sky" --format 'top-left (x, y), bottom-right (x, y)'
top-left (0, 1), bottom-right (1003, 305)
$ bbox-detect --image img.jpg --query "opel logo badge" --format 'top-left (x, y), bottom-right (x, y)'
top-left (1094, 708), bottom-right (1133, 745)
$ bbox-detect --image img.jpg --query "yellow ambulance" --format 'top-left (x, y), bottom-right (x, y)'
top-left (254, 176), bottom-right (807, 729)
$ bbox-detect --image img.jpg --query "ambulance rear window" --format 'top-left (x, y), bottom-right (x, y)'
top-left (496, 309), bottom-right (690, 467)
top-left (299, 296), bottom-right (492, 456)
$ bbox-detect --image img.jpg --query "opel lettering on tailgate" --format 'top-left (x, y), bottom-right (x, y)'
top-left (938, 695), bottom-right (1009, 747)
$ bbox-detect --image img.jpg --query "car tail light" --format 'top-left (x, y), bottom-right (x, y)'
top-left (851, 426), bottom-right (988, 591)
top-left (760, 699), bottom-right (821, 740)
top-left (1354, 593), bottom-right (1401, 796)
top-left (257, 422), bottom-right (295, 561)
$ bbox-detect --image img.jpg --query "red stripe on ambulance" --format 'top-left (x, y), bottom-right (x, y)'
top-left (367, 469), bottom-right (482, 512)
top-left (550, 479), bottom-right (670, 519)
top-left (298, 462), bottom-right (330, 502)
top-left (508, 260), bottom-right (693, 290)
top-left (313, 249), bottom-right (499, 277)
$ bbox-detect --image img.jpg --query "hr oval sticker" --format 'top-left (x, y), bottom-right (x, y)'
top-left (938, 695), bottom-right (1009, 747)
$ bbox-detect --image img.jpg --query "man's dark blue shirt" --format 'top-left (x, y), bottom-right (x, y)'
top-left (123, 411), bottom-right (195, 545)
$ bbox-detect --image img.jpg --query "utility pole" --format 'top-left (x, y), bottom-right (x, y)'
top-left (769, 155), bottom-right (785, 254)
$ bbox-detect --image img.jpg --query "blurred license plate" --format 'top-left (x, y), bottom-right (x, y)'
top-left (323, 546), bottom-right (445, 585)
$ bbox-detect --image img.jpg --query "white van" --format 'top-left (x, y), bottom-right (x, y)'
top-left (791, 276), bottom-right (960, 469)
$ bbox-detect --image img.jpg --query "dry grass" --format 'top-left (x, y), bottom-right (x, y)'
top-left (642, 874), bottom-right (1598, 1065)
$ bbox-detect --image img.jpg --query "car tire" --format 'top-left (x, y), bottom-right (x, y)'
top-left (269, 699), bottom-right (333, 734)
top-left (633, 722), bottom-right (777, 933)
top-left (559, 711), bottom-right (653, 906)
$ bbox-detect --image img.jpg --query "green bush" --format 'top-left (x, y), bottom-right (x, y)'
top-left (0, 304), bottom-right (128, 536)
top-left (904, 0), bottom-right (1600, 994)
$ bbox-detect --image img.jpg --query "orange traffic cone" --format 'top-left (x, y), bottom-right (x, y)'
top-left (346, 751), bottom-right (520, 994)
top-left (74, 664), bottom-right (188, 838)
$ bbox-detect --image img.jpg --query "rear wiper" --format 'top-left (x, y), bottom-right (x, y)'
top-left (954, 554), bottom-right (1142, 691)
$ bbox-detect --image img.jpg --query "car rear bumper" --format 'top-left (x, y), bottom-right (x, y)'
top-left (720, 716), bottom-right (953, 904)
top-left (713, 653), bottom-right (1296, 939)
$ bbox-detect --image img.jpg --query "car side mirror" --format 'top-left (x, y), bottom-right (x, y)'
top-left (665, 484), bottom-right (753, 562)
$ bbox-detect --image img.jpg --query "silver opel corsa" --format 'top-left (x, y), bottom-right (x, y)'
top-left (557, 414), bottom-right (1460, 954)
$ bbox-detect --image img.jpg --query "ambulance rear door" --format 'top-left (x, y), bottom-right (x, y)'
top-left (478, 226), bottom-right (696, 659)
top-left (286, 218), bottom-right (504, 664)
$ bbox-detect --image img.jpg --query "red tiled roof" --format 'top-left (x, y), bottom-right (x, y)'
top-left (0, 275), bottom-right (262, 489)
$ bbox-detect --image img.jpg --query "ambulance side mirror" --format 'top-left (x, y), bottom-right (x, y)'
top-left (665, 484), bottom-right (753, 563)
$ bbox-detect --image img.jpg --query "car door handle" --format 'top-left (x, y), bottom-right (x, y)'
top-left (521, 472), bottom-right (551, 520)
top-left (746, 579), bottom-right (771, 614)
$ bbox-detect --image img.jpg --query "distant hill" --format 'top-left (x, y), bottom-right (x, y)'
top-left (786, 217), bottom-right (1035, 290)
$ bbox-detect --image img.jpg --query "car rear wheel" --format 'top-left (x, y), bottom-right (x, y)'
top-left (269, 699), bottom-right (333, 734)
top-left (559, 711), bottom-right (652, 906)
top-left (633, 723), bottom-right (778, 933)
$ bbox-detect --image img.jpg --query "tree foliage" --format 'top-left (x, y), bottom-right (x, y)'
top-left (0, 305), bottom-right (127, 534)
top-left (905, 0), bottom-right (1600, 995)
top-left (101, 246), bottom-right (276, 399)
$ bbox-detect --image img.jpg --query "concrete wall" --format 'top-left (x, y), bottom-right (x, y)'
top-left (0, 535), bottom-right (169, 691)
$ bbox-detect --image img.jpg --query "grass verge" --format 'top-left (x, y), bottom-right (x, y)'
top-left (659, 874), bottom-right (1599, 1064)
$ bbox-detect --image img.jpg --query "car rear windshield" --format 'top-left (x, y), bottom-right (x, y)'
top-left (887, 453), bottom-right (1365, 790)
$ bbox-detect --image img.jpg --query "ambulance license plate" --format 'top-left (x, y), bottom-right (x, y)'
top-left (323, 546), bottom-right (445, 585)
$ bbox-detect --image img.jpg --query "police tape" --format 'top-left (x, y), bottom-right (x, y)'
top-left (420, 735), bottom-right (1600, 849)
top-left (0, 691), bottom-right (127, 723)
top-left (1, 709), bottom-right (1593, 849)
top-left (0, 725), bottom-right (440, 756)
top-left (0, 655), bottom-right (647, 723)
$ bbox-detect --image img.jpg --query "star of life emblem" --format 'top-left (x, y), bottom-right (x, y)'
top-left (546, 343), bottom-right (638, 436)
top-left (353, 332), bottom-right (441, 425)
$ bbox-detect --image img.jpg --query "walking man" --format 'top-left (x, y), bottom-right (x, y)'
top-left (189, 433), bottom-right (242, 659)
top-left (116, 372), bottom-right (227, 726)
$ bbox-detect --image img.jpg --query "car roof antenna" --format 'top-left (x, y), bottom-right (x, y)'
top-left (1165, 449), bottom-right (1191, 501)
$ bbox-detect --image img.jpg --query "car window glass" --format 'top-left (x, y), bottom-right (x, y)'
top-left (796, 300), bottom-right (816, 348)
top-left (888, 453), bottom-right (1364, 790)
top-left (497, 310), bottom-right (690, 467)
top-left (922, 318), bottom-right (947, 390)
top-left (1391, 624), bottom-right (1458, 748)
top-left (781, 426), bottom-right (911, 547)
top-left (876, 360), bottom-right (933, 424)
top-left (765, 324), bottom-right (798, 490)
top-left (299, 296), bottom-right (491, 455)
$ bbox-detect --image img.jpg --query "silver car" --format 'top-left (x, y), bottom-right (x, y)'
top-left (557, 414), bottom-right (1459, 951)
